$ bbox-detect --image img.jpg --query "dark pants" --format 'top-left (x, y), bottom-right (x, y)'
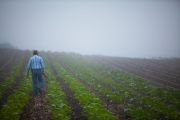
top-left (32, 69), bottom-right (43, 96)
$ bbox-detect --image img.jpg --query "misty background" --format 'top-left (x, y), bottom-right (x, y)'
top-left (0, 0), bottom-right (180, 58)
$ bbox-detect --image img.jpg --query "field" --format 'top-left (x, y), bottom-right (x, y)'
top-left (0, 48), bottom-right (180, 120)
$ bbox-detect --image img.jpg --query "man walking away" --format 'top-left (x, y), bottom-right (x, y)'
top-left (26, 50), bottom-right (45, 96)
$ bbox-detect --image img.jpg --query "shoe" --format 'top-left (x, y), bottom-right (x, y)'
top-left (38, 88), bottom-right (42, 94)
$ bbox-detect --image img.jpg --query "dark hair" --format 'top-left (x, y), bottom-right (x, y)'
top-left (33, 50), bottom-right (38, 55)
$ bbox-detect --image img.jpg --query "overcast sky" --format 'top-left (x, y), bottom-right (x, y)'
top-left (0, 0), bottom-right (180, 58)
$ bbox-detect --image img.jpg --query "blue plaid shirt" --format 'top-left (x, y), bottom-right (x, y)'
top-left (26, 55), bottom-right (45, 73)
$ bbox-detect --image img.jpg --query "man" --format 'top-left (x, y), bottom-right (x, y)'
top-left (27, 50), bottom-right (45, 96)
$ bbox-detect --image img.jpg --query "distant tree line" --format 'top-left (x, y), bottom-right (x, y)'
top-left (0, 42), bottom-right (14, 49)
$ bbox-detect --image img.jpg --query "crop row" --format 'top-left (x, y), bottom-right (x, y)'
top-left (51, 56), bottom-right (118, 120)
top-left (0, 59), bottom-right (23, 99)
top-left (0, 51), bottom-right (179, 120)
top-left (57, 53), bottom-right (155, 119)
top-left (56, 53), bottom-right (123, 102)
top-left (43, 56), bottom-right (72, 120)
top-left (0, 54), bottom-right (72, 120)
top-left (0, 71), bottom-right (32, 120)
top-left (85, 62), bottom-right (180, 110)
top-left (57, 53), bottom-right (180, 119)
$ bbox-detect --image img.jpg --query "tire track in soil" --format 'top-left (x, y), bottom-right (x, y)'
top-left (20, 77), bottom-right (52, 120)
top-left (53, 54), bottom-right (126, 120)
top-left (0, 51), bottom-right (29, 109)
top-left (48, 54), bottom-right (87, 120)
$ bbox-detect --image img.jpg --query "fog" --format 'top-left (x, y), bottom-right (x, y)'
top-left (0, 0), bottom-right (180, 58)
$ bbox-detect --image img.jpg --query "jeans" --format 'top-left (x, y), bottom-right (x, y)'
top-left (32, 69), bottom-right (43, 96)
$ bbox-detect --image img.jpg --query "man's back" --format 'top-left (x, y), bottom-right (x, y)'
top-left (30, 55), bottom-right (43, 69)
top-left (27, 55), bottom-right (45, 72)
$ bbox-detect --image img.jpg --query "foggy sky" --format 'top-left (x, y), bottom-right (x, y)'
top-left (0, 0), bottom-right (180, 58)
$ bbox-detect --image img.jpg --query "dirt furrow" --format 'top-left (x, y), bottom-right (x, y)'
top-left (48, 53), bottom-right (87, 120)
top-left (20, 77), bottom-right (51, 120)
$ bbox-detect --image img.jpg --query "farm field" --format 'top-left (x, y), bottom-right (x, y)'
top-left (81, 55), bottom-right (180, 90)
top-left (0, 48), bottom-right (180, 120)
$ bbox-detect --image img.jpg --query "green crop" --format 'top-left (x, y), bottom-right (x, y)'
top-left (57, 53), bottom-right (180, 119)
top-left (42, 56), bottom-right (72, 120)
top-left (0, 60), bottom-right (23, 99)
top-left (0, 72), bottom-right (32, 120)
top-left (51, 57), bottom-right (118, 120)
